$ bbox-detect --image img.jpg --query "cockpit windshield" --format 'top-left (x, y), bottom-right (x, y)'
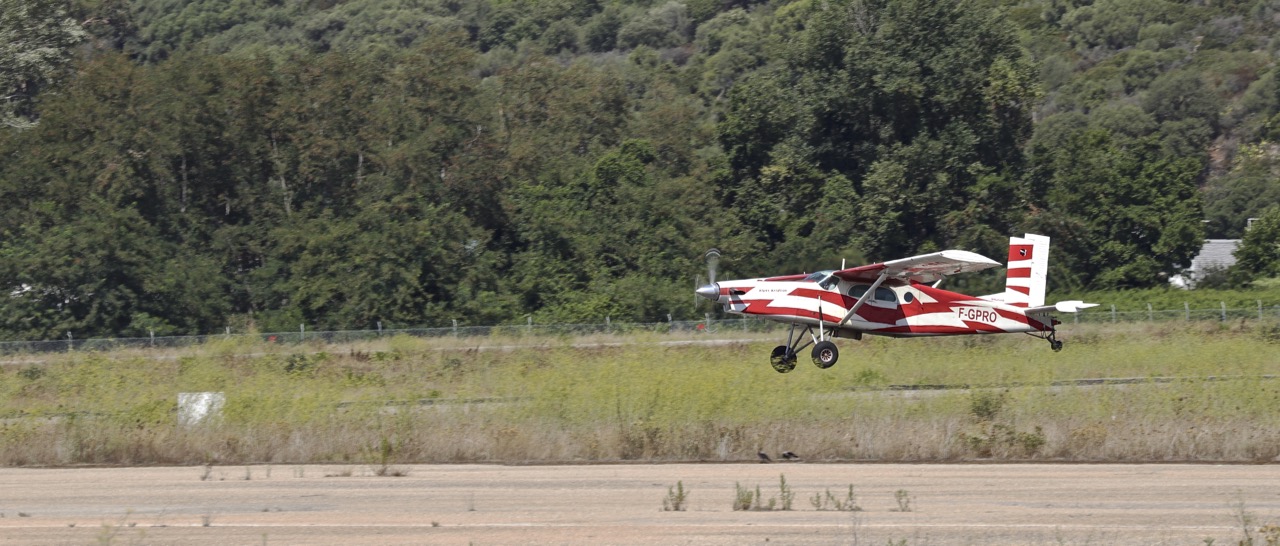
top-left (802, 270), bottom-right (834, 282)
top-left (804, 270), bottom-right (838, 289)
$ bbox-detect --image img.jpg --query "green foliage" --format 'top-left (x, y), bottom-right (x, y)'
top-left (1231, 206), bottom-right (1280, 284)
top-left (1025, 127), bottom-right (1204, 288)
top-left (0, 0), bottom-right (87, 127)
top-left (717, 0), bottom-right (1035, 266)
top-left (2, 0), bottom-right (1279, 339)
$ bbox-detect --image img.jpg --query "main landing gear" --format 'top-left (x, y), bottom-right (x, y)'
top-left (769, 324), bottom-right (841, 373)
top-left (1032, 328), bottom-right (1064, 352)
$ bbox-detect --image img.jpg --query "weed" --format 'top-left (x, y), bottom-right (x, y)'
top-left (733, 482), bottom-right (754, 511)
top-left (961, 424), bottom-right (1046, 458)
top-left (969, 390), bottom-right (1006, 421)
top-left (369, 436), bottom-right (409, 476)
top-left (891, 489), bottom-right (913, 512)
top-left (1260, 524), bottom-right (1280, 546)
top-left (17, 366), bottom-right (45, 381)
top-left (778, 474), bottom-right (794, 511)
top-left (812, 485), bottom-right (861, 511)
top-left (1233, 493), bottom-right (1256, 545)
top-left (662, 481), bottom-right (688, 511)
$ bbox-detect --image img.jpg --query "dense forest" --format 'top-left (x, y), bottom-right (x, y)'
top-left (1, 0), bottom-right (1279, 340)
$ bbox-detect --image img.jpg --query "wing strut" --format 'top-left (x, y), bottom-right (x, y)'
top-left (837, 272), bottom-right (889, 327)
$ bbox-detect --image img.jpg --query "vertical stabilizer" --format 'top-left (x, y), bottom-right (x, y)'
top-left (1004, 234), bottom-right (1049, 308)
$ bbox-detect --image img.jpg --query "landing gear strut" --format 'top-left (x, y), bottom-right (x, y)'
top-left (1032, 328), bottom-right (1064, 352)
top-left (768, 324), bottom-right (840, 373)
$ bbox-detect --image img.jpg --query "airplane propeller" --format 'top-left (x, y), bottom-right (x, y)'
top-left (705, 248), bottom-right (720, 285)
top-left (695, 249), bottom-right (721, 303)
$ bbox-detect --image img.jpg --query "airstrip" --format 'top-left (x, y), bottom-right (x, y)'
top-left (2, 463), bottom-right (1278, 544)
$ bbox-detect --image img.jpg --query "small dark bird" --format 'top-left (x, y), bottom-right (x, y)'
top-left (781, 451), bottom-right (800, 461)
top-left (757, 451), bottom-right (772, 463)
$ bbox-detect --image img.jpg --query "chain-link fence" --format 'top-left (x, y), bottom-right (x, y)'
top-left (1069, 301), bottom-right (1280, 324)
top-left (2, 301), bottom-right (1277, 355)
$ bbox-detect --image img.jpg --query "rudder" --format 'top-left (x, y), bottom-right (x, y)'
top-left (1004, 234), bottom-right (1049, 308)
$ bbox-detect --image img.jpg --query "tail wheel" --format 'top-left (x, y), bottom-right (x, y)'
top-left (769, 345), bottom-right (797, 373)
top-left (811, 341), bottom-right (839, 369)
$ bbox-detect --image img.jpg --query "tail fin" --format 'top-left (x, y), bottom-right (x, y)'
top-left (1003, 233), bottom-right (1049, 308)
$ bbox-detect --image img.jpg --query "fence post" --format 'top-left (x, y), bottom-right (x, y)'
top-left (1147, 303), bottom-right (1153, 321)
top-left (1184, 302), bottom-right (1190, 321)
top-left (377, 321), bottom-right (383, 336)
top-left (300, 323), bottom-right (305, 341)
top-left (1221, 302), bottom-right (1227, 322)
top-left (452, 319), bottom-right (457, 337)
top-left (1260, 300), bottom-right (1264, 320)
top-left (1111, 304), bottom-right (1116, 323)
top-left (67, 331), bottom-right (73, 352)
top-left (150, 329), bottom-right (155, 348)
top-left (526, 315), bottom-right (532, 334)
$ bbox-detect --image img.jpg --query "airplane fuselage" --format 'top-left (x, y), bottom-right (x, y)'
top-left (708, 276), bottom-right (1054, 338)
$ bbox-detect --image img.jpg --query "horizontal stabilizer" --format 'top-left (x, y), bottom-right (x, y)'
top-left (1026, 300), bottom-right (1099, 314)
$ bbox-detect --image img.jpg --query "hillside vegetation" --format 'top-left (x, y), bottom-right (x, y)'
top-left (1, 0), bottom-right (1279, 340)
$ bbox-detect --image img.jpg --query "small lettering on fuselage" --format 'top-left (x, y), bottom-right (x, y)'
top-left (957, 307), bottom-right (999, 323)
top-left (754, 288), bottom-right (788, 294)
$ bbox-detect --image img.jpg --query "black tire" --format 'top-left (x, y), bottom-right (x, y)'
top-left (1051, 340), bottom-right (1063, 352)
top-left (811, 341), bottom-right (839, 369)
top-left (770, 345), bottom-right (797, 373)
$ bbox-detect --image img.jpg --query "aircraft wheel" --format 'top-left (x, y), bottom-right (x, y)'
top-left (1051, 340), bottom-right (1063, 352)
top-left (811, 341), bottom-right (839, 369)
top-left (769, 345), bottom-right (797, 373)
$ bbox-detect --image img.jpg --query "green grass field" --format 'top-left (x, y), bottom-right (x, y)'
top-left (2, 320), bottom-right (1278, 466)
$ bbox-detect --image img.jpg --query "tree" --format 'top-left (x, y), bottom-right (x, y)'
top-left (0, 0), bottom-right (87, 127)
top-left (1230, 206), bottom-right (1280, 284)
top-left (0, 199), bottom-right (227, 339)
top-left (1026, 128), bottom-right (1204, 288)
top-left (717, 0), bottom-right (1037, 262)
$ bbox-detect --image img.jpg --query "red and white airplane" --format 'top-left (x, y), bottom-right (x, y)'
top-left (695, 234), bottom-right (1096, 373)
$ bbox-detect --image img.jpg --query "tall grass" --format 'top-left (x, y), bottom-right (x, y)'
top-left (1, 322), bottom-right (1277, 465)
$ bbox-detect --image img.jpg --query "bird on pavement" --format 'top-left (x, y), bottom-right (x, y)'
top-left (781, 451), bottom-right (800, 461)
top-left (757, 451), bottom-right (772, 463)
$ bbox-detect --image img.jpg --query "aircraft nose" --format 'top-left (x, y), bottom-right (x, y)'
top-left (695, 283), bottom-right (720, 301)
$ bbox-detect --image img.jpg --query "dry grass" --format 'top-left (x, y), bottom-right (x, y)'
top-left (1, 321), bottom-right (1278, 466)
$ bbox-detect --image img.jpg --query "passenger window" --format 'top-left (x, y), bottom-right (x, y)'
top-left (848, 285), bottom-right (869, 299)
top-left (903, 291), bottom-right (914, 303)
top-left (874, 287), bottom-right (897, 303)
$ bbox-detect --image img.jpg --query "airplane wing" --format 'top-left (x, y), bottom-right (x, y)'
top-left (831, 250), bottom-right (1001, 284)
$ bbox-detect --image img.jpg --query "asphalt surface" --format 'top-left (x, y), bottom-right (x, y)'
top-left (2, 463), bottom-right (1279, 545)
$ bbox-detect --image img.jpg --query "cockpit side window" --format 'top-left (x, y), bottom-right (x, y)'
top-left (849, 284), bottom-right (898, 304)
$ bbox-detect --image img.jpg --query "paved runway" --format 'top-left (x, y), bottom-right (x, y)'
top-left (2, 463), bottom-right (1278, 544)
